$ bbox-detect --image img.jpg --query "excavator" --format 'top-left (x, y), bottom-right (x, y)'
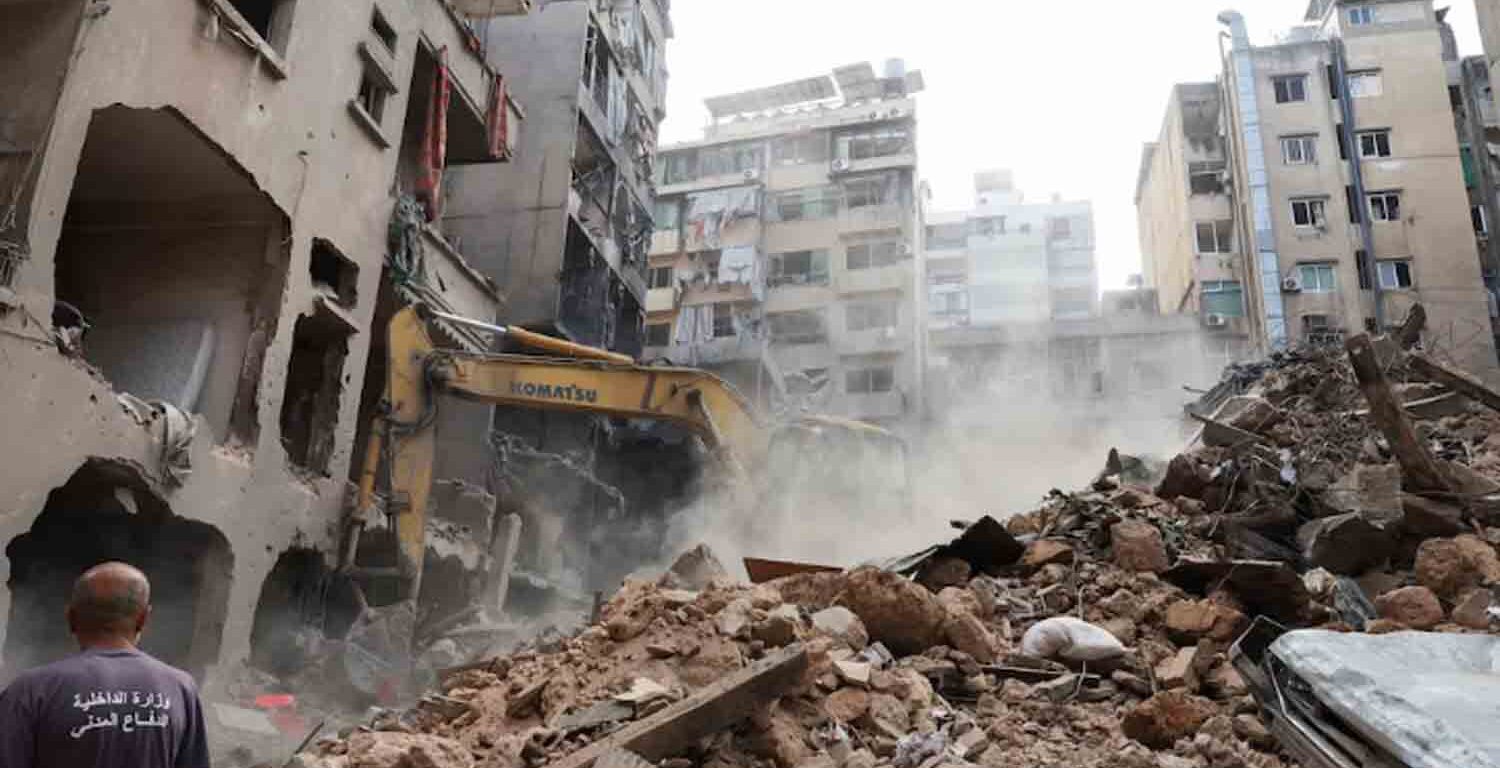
top-left (332, 304), bottom-right (910, 691)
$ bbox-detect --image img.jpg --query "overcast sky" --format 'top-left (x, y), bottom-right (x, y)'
top-left (658, 0), bottom-right (1483, 289)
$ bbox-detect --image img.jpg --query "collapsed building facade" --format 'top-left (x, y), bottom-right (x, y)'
top-left (0, 0), bottom-right (525, 681)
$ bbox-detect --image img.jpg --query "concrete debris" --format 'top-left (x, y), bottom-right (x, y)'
top-left (291, 337), bottom-right (1500, 768)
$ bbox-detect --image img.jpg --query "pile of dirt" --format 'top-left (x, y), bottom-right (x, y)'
top-left (293, 331), bottom-right (1500, 768)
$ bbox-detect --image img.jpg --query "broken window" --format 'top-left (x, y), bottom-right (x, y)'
top-left (770, 186), bottom-right (839, 222)
top-left (279, 311), bottom-right (352, 475)
top-left (1377, 259), bottom-right (1414, 289)
top-left (1291, 198), bottom-right (1327, 228)
top-left (1298, 263), bottom-right (1338, 293)
top-left (309, 239), bottom-right (358, 307)
top-left (845, 240), bottom-right (906, 270)
top-left (648, 265), bottom-right (674, 289)
top-left (1368, 191), bottom-right (1401, 222)
top-left (768, 309), bottom-right (827, 344)
top-left (846, 299), bottom-right (899, 332)
top-left (1188, 161), bottom-right (1226, 194)
top-left (1347, 70), bottom-right (1383, 98)
top-left (773, 132), bottom-right (829, 166)
top-left (1358, 129), bottom-right (1392, 158)
top-left (1273, 74), bottom-right (1308, 104)
top-left (226, 0), bottom-right (297, 54)
top-left (644, 322), bottom-right (670, 347)
top-left (370, 5), bottom-right (397, 51)
top-left (768, 249), bottom-right (829, 287)
top-left (1195, 220), bottom-right (1234, 254)
top-left (846, 365), bottom-right (895, 394)
top-left (1281, 135), bottom-right (1317, 165)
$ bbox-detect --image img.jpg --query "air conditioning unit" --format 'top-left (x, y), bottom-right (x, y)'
top-left (831, 158), bottom-right (851, 173)
top-left (742, 168), bottom-right (761, 181)
top-left (1204, 313), bottom-right (1228, 328)
top-left (1282, 273), bottom-right (1304, 293)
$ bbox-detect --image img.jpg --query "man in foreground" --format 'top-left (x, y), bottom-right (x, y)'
top-left (0, 561), bottom-right (211, 767)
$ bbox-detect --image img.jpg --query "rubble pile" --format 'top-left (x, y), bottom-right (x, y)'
top-left (293, 333), bottom-right (1500, 768)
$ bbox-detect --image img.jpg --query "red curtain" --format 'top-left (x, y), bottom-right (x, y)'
top-left (416, 46), bottom-right (450, 222)
top-left (485, 74), bottom-right (511, 161)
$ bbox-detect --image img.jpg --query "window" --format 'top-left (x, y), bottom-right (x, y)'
top-left (654, 198), bottom-right (681, 232)
top-left (1368, 191), bottom-right (1401, 222)
top-left (1281, 135), bottom-right (1318, 165)
top-left (1474, 205), bottom-right (1490, 235)
top-left (846, 240), bottom-right (907, 271)
top-left (1378, 259), bottom-right (1414, 289)
top-left (843, 176), bottom-right (892, 209)
top-left (772, 133), bottom-right (829, 166)
top-left (1303, 314), bottom-right (1344, 344)
top-left (768, 250), bottom-right (829, 287)
top-left (1049, 217), bottom-right (1073, 240)
top-left (771, 187), bottom-right (839, 222)
top-left (768, 310), bottom-right (827, 344)
top-left (1347, 71), bottom-right (1383, 98)
top-left (1273, 75), bottom-right (1308, 104)
top-left (846, 366), bottom-right (895, 394)
top-left (648, 266), bottom-right (675, 289)
top-left (1348, 6), bottom-right (1376, 25)
top-left (974, 216), bottom-right (1007, 236)
top-left (838, 127), bottom-right (912, 161)
top-left (1195, 220), bottom-right (1234, 254)
top-left (370, 5), bottom-right (396, 51)
top-left (1189, 162), bottom-right (1226, 194)
top-left (711, 303), bottom-right (736, 338)
top-left (309, 239), bottom-right (359, 307)
top-left (926, 223), bottom-right (967, 251)
top-left (1291, 198), bottom-right (1327, 228)
top-left (1298, 263), bottom-right (1338, 292)
top-left (1201, 280), bottom-right (1245, 317)
top-left (226, 0), bottom-right (296, 54)
top-left (929, 289), bottom-right (968, 319)
top-left (1357, 130), bottom-right (1392, 158)
top-left (356, 69), bottom-right (392, 123)
top-left (661, 152), bottom-right (697, 185)
top-left (644, 323), bottom-right (670, 347)
top-left (846, 300), bottom-right (899, 332)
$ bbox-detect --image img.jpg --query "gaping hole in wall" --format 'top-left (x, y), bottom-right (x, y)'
top-left (4, 459), bottom-right (233, 679)
top-left (53, 106), bottom-right (290, 447)
top-left (226, 0), bottom-right (297, 55)
top-left (349, 269), bottom-right (398, 485)
top-left (0, 0), bottom-right (82, 254)
top-left (279, 309), bottom-right (354, 476)
top-left (613, 291), bottom-right (644, 358)
top-left (558, 221), bottom-right (613, 348)
top-left (247, 548), bottom-right (364, 677)
top-left (310, 239), bottom-right (359, 308)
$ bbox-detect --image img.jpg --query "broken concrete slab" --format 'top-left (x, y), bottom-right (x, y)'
top-left (1163, 558), bottom-right (1309, 622)
top-left (547, 645), bottom-right (809, 768)
top-left (1296, 513), bottom-right (1395, 576)
top-left (662, 544), bottom-right (729, 591)
top-left (1401, 493), bottom-right (1466, 538)
top-left (1320, 463), bottom-right (1402, 522)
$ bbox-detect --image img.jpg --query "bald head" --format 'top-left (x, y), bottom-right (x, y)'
top-left (68, 562), bottom-right (151, 642)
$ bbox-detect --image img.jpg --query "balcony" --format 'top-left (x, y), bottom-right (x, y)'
top-left (658, 169), bottom-right (765, 197)
top-left (830, 152), bottom-right (917, 176)
top-left (650, 229), bottom-right (680, 256)
top-left (839, 203), bottom-right (907, 235)
top-left (652, 335), bottom-right (765, 366)
top-left (837, 262), bottom-right (913, 295)
top-left (646, 286), bottom-right (676, 313)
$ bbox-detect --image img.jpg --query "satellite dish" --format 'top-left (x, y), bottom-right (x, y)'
top-left (450, 0), bottom-right (532, 19)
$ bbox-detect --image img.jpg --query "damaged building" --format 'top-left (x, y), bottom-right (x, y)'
top-left (647, 62), bottom-right (926, 429)
top-left (0, 0), bottom-right (526, 682)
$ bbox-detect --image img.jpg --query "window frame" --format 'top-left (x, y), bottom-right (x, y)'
top-left (845, 240), bottom-right (907, 271)
top-left (1200, 280), bottom-right (1246, 317)
top-left (711, 303), bottom-right (737, 339)
top-left (1273, 74), bottom-right (1309, 104)
top-left (1357, 129), bottom-right (1392, 159)
top-left (845, 366), bottom-right (896, 395)
top-left (1280, 134), bottom-right (1318, 165)
top-left (647, 266), bottom-right (675, 290)
top-left (1194, 220), bottom-right (1234, 255)
top-left (1290, 197), bottom-right (1328, 229)
top-left (768, 249), bottom-right (830, 287)
top-left (1348, 6), bottom-right (1376, 25)
top-left (845, 300), bottom-right (900, 332)
top-left (1347, 70), bottom-right (1384, 99)
top-left (644, 322), bottom-right (671, 347)
top-left (1297, 262), bottom-right (1338, 293)
top-left (1368, 191), bottom-right (1402, 222)
top-left (1377, 259), bottom-right (1414, 289)
top-left (767, 309), bottom-right (828, 344)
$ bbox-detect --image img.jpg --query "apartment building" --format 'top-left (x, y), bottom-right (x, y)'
top-left (646, 63), bottom-right (925, 429)
top-left (0, 0), bottom-right (524, 680)
top-left (1136, 83), bottom-right (1252, 329)
top-left (1212, 1), bottom-right (1499, 376)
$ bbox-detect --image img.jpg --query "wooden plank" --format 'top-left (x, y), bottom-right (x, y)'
top-left (1345, 335), bottom-right (1452, 494)
top-left (1409, 352), bottom-right (1500, 415)
top-left (546, 645), bottom-right (809, 768)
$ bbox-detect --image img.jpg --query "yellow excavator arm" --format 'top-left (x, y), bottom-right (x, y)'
top-left (345, 305), bottom-right (768, 601)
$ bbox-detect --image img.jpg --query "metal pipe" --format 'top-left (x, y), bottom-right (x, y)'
top-left (1332, 37), bottom-right (1386, 329)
